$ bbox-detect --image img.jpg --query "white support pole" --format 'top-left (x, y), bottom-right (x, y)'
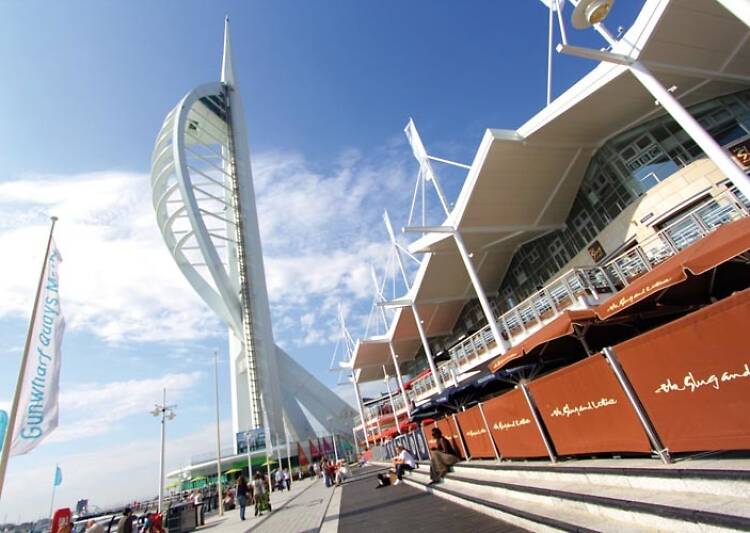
top-left (383, 367), bottom-right (401, 434)
top-left (371, 265), bottom-right (411, 415)
top-left (284, 420), bottom-right (293, 486)
top-left (628, 61), bottom-right (750, 201)
top-left (386, 343), bottom-right (410, 415)
top-left (411, 304), bottom-right (444, 393)
top-left (245, 433), bottom-right (253, 481)
top-left (213, 352), bottom-right (224, 516)
top-left (405, 119), bottom-right (451, 216)
top-left (384, 211), bottom-right (444, 393)
top-left (259, 395), bottom-right (273, 495)
top-left (276, 432), bottom-right (283, 469)
top-left (158, 389), bottom-right (167, 514)
top-left (332, 431), bottom-right (339, 463)
top-left (265, 448), bottom-right (272, 495)
top-left (351, 375), bottom-right (369, 450)
top-left (715, 0), bottom-right (750, 29)
top-left (555, 0), bottom-right (568, 45)
top-left (557, 21), bottom-right (750, 200)
top-left (547, 0), bottom-right (554, 105)
top-left (352, 427), bottom-right (360, 456)
top-left (452, 231), bottom-right (508, 354)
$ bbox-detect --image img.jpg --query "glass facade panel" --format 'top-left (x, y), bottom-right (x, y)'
top-left (494, 89), bottom-right (750, 313)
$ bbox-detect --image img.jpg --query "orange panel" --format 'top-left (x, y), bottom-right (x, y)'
top-left (455, 406), bottom-right (496, 459)
top-left (530, 354), bottom-right (651, 456)
top-left (482, 388), bottom-right (548, 458)
top-left (615, 288), bottom-right (750, 453)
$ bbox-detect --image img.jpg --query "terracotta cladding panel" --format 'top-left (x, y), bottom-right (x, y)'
top-left (455, 406), bottom-right (496, 459)
top-left (482, 388), bottom-right (548, 458)
top-left (529, 354), bottom-right (651, 456)
top-left (615, 288), bottom-right (750, 452)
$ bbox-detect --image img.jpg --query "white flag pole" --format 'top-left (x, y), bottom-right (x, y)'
top-left (0, 216), bottom-right (58, 501)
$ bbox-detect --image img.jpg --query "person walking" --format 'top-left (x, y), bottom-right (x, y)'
top-left (324, 460), bottom-right (336, 488)
top-left (116, 508), bottom-right (134, 533)
top-left (283, 468), bottom-right (291, 490)
top-left (274, 468), bottom-right (284, 491)
top-left (253, 472), bottom-right (271, 516)
top-left (236, 475), bottom-right (250, 521)
top-left (192, 489), bottom-right (204, 525)
top-left (313, 461), bottom-right (321, 479)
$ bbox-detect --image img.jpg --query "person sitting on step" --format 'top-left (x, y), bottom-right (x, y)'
top-left (392, 444), bottom-right (417, 485)
top-left (428, 427), bottom-right (458, 485)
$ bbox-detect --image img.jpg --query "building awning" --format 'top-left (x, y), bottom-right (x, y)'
top-left (488, 309), bottom-right (597, 373)
top-left (597, 217), bottom-right (750, 320)
top-left (383, 0), bottom-right (750, 365)
top-left (350, 332), bottom-right (422, 382)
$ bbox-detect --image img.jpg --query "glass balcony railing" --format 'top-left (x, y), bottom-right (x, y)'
top-left (354, 188), bottom-right (749, 428)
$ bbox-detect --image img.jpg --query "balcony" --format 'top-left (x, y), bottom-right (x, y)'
top-left (355, 188), bottom-right (749, 430)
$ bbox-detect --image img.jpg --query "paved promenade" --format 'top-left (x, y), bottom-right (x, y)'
top-left (200, 476), bottom-right (336, 533)
top-left (199, 465), bottom-right (521, 533)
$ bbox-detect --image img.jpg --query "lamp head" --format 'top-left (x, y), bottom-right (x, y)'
top-left (572, 0), bottom-right (614, 29)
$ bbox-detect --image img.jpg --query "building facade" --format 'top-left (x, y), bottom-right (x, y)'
top-left (347, 0), bottom-right (750, 439)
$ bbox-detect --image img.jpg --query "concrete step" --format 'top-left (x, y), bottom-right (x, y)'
top-left (401, 469), bottom-right (651, 533)
top-left (440, 458), bottom-right (750, 499)
top-left (405, 465), bottom-right (750, 532)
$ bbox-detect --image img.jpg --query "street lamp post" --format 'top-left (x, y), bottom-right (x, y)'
top-left (245, 432), bottom-right (254, 481)
top-left (326, 416), bottom-right (340, 462)
top-left (213, 351), bottom-right (224, 516)
top-left (151, 388), bottom-right (176, 515)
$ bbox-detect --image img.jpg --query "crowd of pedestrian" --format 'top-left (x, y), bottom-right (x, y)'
top-left (306, 457), bottom-right (350, 487)
top-left (101, 456), bottom-right (357, 531)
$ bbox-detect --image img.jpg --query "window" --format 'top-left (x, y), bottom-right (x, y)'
top-left (492, 89), bottom-right (750, 320)
top-left (548, 238), bottom-right (569, 271)
top-left (572, 210), bottom-right (597, 244)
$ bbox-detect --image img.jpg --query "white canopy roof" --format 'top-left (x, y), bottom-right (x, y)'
top-left (352, 0), bottom-right (750, 382)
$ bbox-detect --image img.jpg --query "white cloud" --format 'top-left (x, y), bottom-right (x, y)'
top-left (0, 171), bottom-right (221, 343)
top-left (254, 149), bottom-right (412, 346)
top-left (48, 372), bottom-right (203, 443)
top-left (0, 147), bottom-right (411, 348)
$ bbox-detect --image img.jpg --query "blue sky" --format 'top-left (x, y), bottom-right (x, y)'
top-left (0, 0), bottom-right (643, 520)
